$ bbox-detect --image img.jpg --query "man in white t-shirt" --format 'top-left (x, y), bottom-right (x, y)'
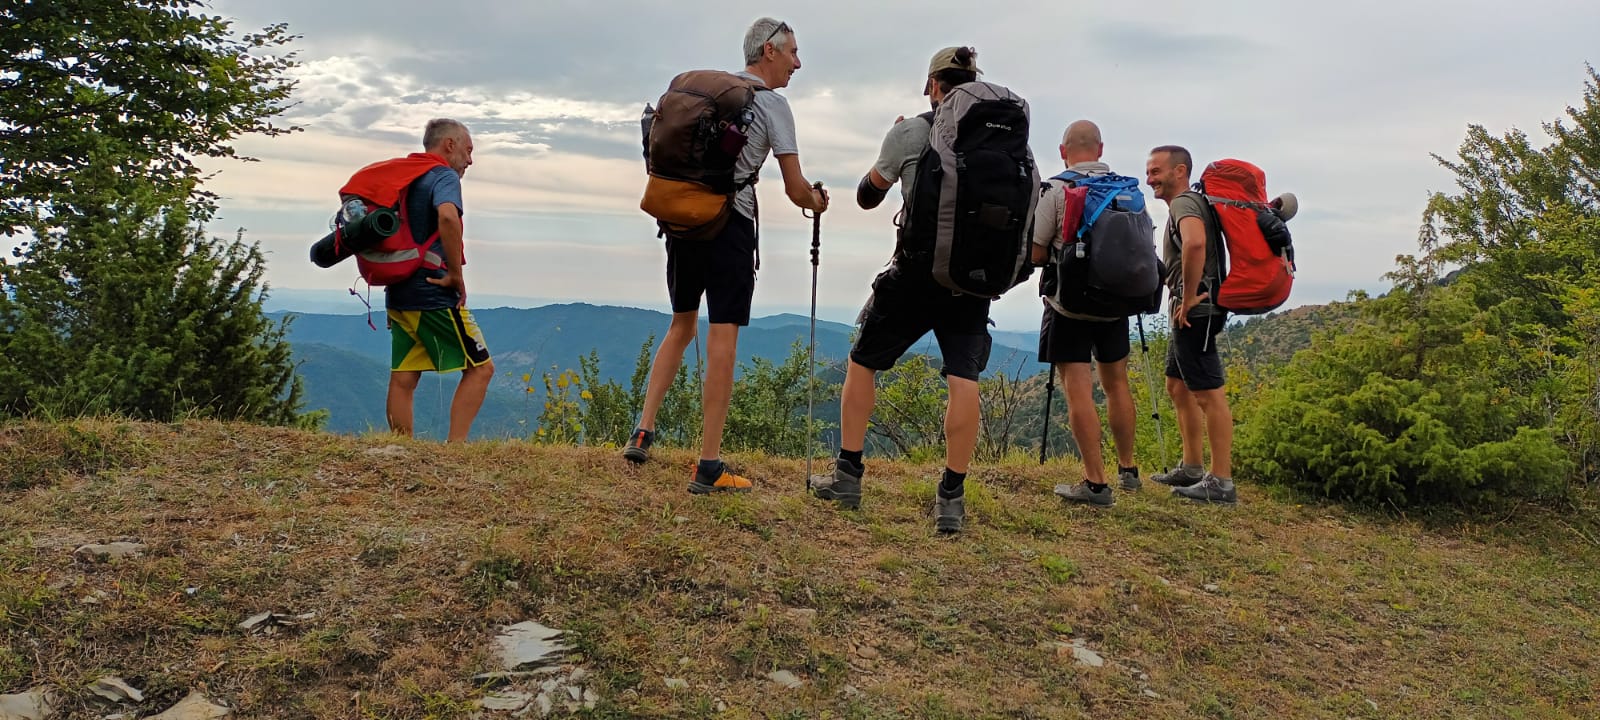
top-left (624, 17), bottom-right (830, 496)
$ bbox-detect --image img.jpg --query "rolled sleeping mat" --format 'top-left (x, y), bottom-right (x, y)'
top-left (307, 207), bottom-right (401, 268)
top-left (1270, 192), bottom-right (1298, 222)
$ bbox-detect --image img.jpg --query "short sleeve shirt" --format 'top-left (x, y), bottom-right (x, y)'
top-left (731, 71), bottom-right (799, 221)
top-left (385, 166), bottom-right (464, 310)
top-left (871, 115), bottom-right (932, 207)
top-left (1161, 192), bottom-right (1222, 319)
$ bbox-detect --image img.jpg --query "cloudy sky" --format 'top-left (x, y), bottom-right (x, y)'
top-left (199, 0), bottom-right (1599, 332)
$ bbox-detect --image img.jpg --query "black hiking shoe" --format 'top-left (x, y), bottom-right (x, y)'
top-left (1152, 465), bottom-right (1205, 488)
top-left (809, 458), bottom-right (863, 510)
top-left (622, 428), bottom-right (654, 464)
top-left (1118, 468), bottom-right (1142, 492)
top-left (934, 495), bottom-right (965, 534)
top-left (1172, 474), bottom-right (1237, 505)
top-left (1055, 481), bottom-right (1115, 507)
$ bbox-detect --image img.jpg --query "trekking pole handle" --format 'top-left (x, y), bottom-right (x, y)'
top-left (808, 182), bottom-right (823, 267)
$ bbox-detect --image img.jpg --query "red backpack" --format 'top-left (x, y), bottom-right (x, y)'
top-left (337, 153), bottom-right (455, 286)
top-left (1191, 159), bottom-right (1297, 315)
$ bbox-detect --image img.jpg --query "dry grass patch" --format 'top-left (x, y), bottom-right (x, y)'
top-left (0, 419), bottom-right (1595, 718)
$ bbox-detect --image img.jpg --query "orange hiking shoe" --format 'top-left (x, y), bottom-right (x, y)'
top-left (687, 461), bottom-right (753, 494)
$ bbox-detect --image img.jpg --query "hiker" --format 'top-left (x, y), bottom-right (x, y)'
top-left (623, 17), bottom-right (830, 495)
top-left (1033, 120), bottom-right (1145, 506)
top-left (383, 118), bottom-right (494, 442)
top-left (1145, 145), bottom-right (1236, 503)
top-left (810, 46), bottom-right (1038, 534)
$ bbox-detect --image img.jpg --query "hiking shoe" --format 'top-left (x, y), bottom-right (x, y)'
top-left (1054, 481), bottom-right (1115, 507)
top-left (934, 494), bottom-right (965, 534)
top-left (622, 428), bottom-right (654, 464)
top-left (809, 459), bottom-right (863, 510)
top-left (1119, 468), bottom-right (1142, 492)
top-left (687, 463), bottom-right (753, 494)
top-left (1152, 466), bottom-right (1205, 488)
top-left (1172, 474), bottom-right (1237, 505)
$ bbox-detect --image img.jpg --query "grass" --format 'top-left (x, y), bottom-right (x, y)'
top-left (0, 418), bottom-right (1597, 718)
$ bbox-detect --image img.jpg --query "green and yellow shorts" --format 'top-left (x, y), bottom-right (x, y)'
top-left (387, 307), bottom-right (492, 373)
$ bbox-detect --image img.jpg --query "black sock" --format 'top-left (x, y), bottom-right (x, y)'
top-left (839, 448), bottom-right (864, 468)
top-left (938, 468), bottom-right (966, 498)
top-left (1086, 480), bottom-right (1108, 492)
top-left (1119, 465), bottom-right (1138, 477)
top-left (696, 458), bottom-right (723, 479)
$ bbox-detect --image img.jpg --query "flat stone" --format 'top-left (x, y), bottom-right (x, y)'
top-left (1070, 640), bottom-right (1105, 668)
top-left (1142, 689), bottom-right (1161, 699)
top-left (581, 688), bottom-right (597, 709)
top-left (0, 687), bottom-right (59, 720)
top-left (785, 608), bottom-right (817, 626)
top-left (767, 670), bottom-right (804, 689)
top-left (663, 678), bottom-right (688, 690)
top-left (567, 667), bottom-right (587, 684)
top-left (479, 692), bottom-right (531, 711)
top-left (1203, 584), bottom-right (1220, 593)
top-left (73, 542), bottom-right (147, 562)
top-left (147, 691), bottom-right (229, 720)
top-left (854, 645), bottom-right (879, 660)
top-left (533, 693), bottom-right (553, 716)
top-left (87, 676), bottom-right (144, 703)
top-left (492, 622), bottom-right (571, 671)
top-left (363, 445), bottom-right (408, 458)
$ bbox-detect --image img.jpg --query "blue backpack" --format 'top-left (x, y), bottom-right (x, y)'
top-left (1040, 171), bottom-right (1162, 320)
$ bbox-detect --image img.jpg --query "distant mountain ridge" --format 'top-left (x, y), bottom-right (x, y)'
top-left (283, 303), bottom-right (1035, 439)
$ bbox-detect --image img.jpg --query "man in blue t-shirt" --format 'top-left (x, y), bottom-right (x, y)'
top-left (385, 118), bottom-right (494, 443)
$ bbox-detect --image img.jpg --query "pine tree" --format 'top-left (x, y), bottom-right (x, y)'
top-left (0, 179), bottom-right (314, 426)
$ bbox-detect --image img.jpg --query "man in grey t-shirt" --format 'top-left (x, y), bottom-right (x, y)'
top-left (624, 17), bottom-right (830, 497)
top-left (1145, 145), bottom-right (1235, 504)
top-left (809, 46), bottom-right (990, 535)
top-left (1031, 120), bottom-right (1143, 506)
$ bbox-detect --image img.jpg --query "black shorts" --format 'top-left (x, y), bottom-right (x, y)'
top-left (665, 213), bottom-right (757, 325)
top-left (850, 262), bottom-right (993, 381)
top-left (1165, 313), bottom-right (1227, 391)
top-left (1038, 306), bottom-right (1130, 365)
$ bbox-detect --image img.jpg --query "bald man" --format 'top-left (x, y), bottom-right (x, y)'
top-left (1032, 120), bottom-right (1144, 506)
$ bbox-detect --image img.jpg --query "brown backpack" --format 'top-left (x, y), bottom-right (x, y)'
top-left (639, 70), bottom-right (764, 240)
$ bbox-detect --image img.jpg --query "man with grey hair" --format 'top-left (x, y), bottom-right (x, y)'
top-left (625, 18), bottom-right (829, 496)
top-left (383, 118), bottom-right (494, 443)
top-left (1032, 120), bottom-right (1144, 506)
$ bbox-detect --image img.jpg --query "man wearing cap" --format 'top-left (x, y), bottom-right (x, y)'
top-left (808, 46), bottom-right (990, 534)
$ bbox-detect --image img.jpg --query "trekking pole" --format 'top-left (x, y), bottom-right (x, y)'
top-left (1039, 367), bottom-right (1054, 465)
top-left (1136, 314), bottom-right (1170, 471)
top-left (803, 182), bottom-right (824, 489)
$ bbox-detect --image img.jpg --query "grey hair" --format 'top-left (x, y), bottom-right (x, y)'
top-left (422, 118), bottom-right (469, 150)
top-left (743, 17), bottom-right (792, 66)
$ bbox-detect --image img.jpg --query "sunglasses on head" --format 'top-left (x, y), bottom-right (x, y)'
top-left (765, 22), bottom-right (791, 45)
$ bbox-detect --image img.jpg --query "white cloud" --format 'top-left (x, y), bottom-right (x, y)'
top-left (199, 0), bottom-right (1600, 331)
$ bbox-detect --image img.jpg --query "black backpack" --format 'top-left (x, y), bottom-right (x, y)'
top-left (1041, 171), bottom-right (1162, 320)
top-left (899, 81), bottom-right (1039, 298)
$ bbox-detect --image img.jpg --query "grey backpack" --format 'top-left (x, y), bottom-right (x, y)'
top-left (900, 81), bottom-right (1040, 298)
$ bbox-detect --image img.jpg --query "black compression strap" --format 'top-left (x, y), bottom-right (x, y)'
top-left (857, 174), bottom-right (889, 210)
